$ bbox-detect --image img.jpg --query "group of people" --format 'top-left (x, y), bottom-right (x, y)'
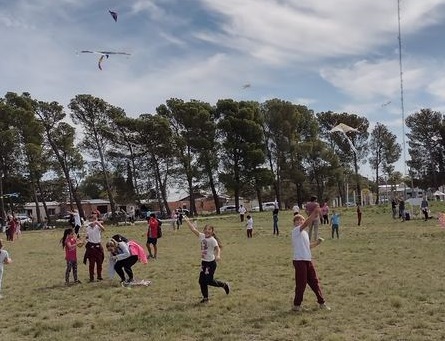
top-left (2, 215), bottom-right (22, 242)
top-left (1, 201), bottom-right (333, 311)
top-left (60, 210), bottom-right (153, 287)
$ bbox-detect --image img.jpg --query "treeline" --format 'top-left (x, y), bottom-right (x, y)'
top-left (0, 92), bottom-right (443, 222)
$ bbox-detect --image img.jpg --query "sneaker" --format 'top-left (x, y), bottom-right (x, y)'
top-left (121, 281), bottom-right (128, 287)
top-left (88, 278), bottom-right (95, 283)
top-left (200, 298), bottom-right (209, 304)
top-left (74, 280), bottom-right (82, 284)
top-left (319, 303), bottom-right (331, 311)
top-left (97, 277), bottom-right (103, 281)
top-left (292, 305), bottom-right (301, 312)
top-left (223, 282), bottom-right (230, 295)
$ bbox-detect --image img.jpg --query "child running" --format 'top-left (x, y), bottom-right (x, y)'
top-left (0, 238), bottom-right (13, 298)
top-left (60, 228), bottom-right (81, 285)
top-left (183, 216), bottom-right (230, 303)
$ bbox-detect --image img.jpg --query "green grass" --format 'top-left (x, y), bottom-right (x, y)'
top-left (1, 204), bottom-right (445, 341)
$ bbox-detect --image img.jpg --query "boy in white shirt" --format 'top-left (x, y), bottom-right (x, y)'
top-left (292, 207), bottom-right (330, 312)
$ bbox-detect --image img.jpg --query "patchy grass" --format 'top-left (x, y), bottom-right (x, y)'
top-left (1, 204), bottom-right (445, 340)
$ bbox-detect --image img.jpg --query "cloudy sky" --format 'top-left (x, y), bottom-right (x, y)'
top-left (2, 0), bottom-right (445, 177)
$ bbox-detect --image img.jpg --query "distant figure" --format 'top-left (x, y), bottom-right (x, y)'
top-left (391, 198), bottom-right (398, 219)
top-left (398, 199), bottom-right (405, 222)
top-left (146, 213), bottom-right (160, 259)
top-left (331, 211), bottom-right (340, 239)
top-left (272, 208), bottom-right (279, 236)
top-left (305, 196), bottom-right (320, 241)
top-left (421, 197), bottom-right (429, 221)
top-left (67, 209), bottom-right (82, 237)
top-left (245, 215), bottom-right (254, 238)
top-left (320, 202), bottom-right (329, 224)
top-left (357, 204), bottom-right (362, 226)
top-left (239, 205), bottom-right (247, 222)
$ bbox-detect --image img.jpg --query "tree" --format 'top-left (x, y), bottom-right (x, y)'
top-left (69, 95), bottom-right (117, 218)
top-left (317, 112), bottom-right (369, 203)
top-left (406, 108), bottom-right (444, 189)
top-left (217, 100), bottom-right (267, 210)
top-left (369, 123), bottom-right (401, 204)
top-left (34, 100), bottom-right (85, 218)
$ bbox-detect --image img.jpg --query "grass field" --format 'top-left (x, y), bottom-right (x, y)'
top-left (1, 204), bottom-right (445, 341)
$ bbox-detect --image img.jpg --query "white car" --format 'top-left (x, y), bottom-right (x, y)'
top-left (219, 205), bottom-right (237, 213)
top-left (16, 214), bottom-right (32, 224)
top-left (262, 202), bottom-right (277, 211)
top-left (252, 202), bottom-right (277, 211)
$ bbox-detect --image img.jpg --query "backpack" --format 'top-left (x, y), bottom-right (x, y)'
top-left (157, 219), bottom-right (162, 238)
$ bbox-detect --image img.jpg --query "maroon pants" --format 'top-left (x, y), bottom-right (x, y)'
top-left (293, 260), bottom-right (325, 306)
top-left (84, 243), bottom-right (104, 280)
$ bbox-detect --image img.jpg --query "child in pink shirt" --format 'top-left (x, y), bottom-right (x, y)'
top-left (60, 228), bottom-right (81, 285)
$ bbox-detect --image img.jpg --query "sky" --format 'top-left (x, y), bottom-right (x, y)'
top-left (2, 0), bottom-right (445, 180)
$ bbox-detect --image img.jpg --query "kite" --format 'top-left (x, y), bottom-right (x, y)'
top-left (381, 100), bottom-right (391, 107)
top-left (330, 123), bottom-right (359, 154)
top-left (109, 10), bottom-right (118, 22)
top-left (80, 50), bottom-right (131, 70)
top-left (242, 83), bottom-right (251, 89)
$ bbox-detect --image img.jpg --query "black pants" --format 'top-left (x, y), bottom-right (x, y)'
top-left (199, 260), bottom-right (226, 299)
top-left (74, 224), bottom-right (81, 237)
top-left (423, 209), bottom-right (429, 221)
top-left (114, 255), bottom-right (138, 282)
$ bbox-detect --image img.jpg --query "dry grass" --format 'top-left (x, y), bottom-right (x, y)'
top-left (1, 204), bottom-right (445, 341)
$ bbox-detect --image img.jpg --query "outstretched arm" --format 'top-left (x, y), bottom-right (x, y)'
top-left (183, 216), bottom-right (200, 236)
top-left (301, 205), bottom-right (320, 230)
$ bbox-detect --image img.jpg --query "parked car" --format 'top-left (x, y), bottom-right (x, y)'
top-left (219, 205), bottom-right (237, 213)
top-left (16, 214), bottom-right (32, 224)
top-left (252, 202), bottom-right (277, 212)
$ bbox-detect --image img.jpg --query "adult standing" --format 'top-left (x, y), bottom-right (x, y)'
top-left (391, 198), bottom-right (398, 219)
top-left (84, 213), bottom-right (105, 282)
top-left (292, 208), bottom-right (330, 311)
top-left (239, 205), bottom-right (247, 222)
top-left (421, 197), bottom-right (429, 221)
top-left (305, 196), bottom-right (320, 241)
top-left (272, 208), bottom-right (279, 236)
top-left (320, 202), bottom-right (329, 225)
top-left (399, 198), bottom-right (405, 222)
top-left (357, 204), bottom-right (362, 226)
top-left (146, 213), bottom-right (159, 259)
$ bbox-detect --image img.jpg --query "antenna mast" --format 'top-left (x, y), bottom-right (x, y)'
top-left (397, 0), bottom-right (407, 176)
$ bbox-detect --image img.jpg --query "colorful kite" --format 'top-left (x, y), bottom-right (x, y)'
top-left (80, 50), bottom-right (131, 70)
top-left (330, 123), bottom-right (359, 154)
top-left (109, 10), bottom-right (118, 22)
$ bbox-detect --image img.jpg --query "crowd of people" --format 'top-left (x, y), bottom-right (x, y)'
top-left (1, 194), bottom-right (436, 308)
